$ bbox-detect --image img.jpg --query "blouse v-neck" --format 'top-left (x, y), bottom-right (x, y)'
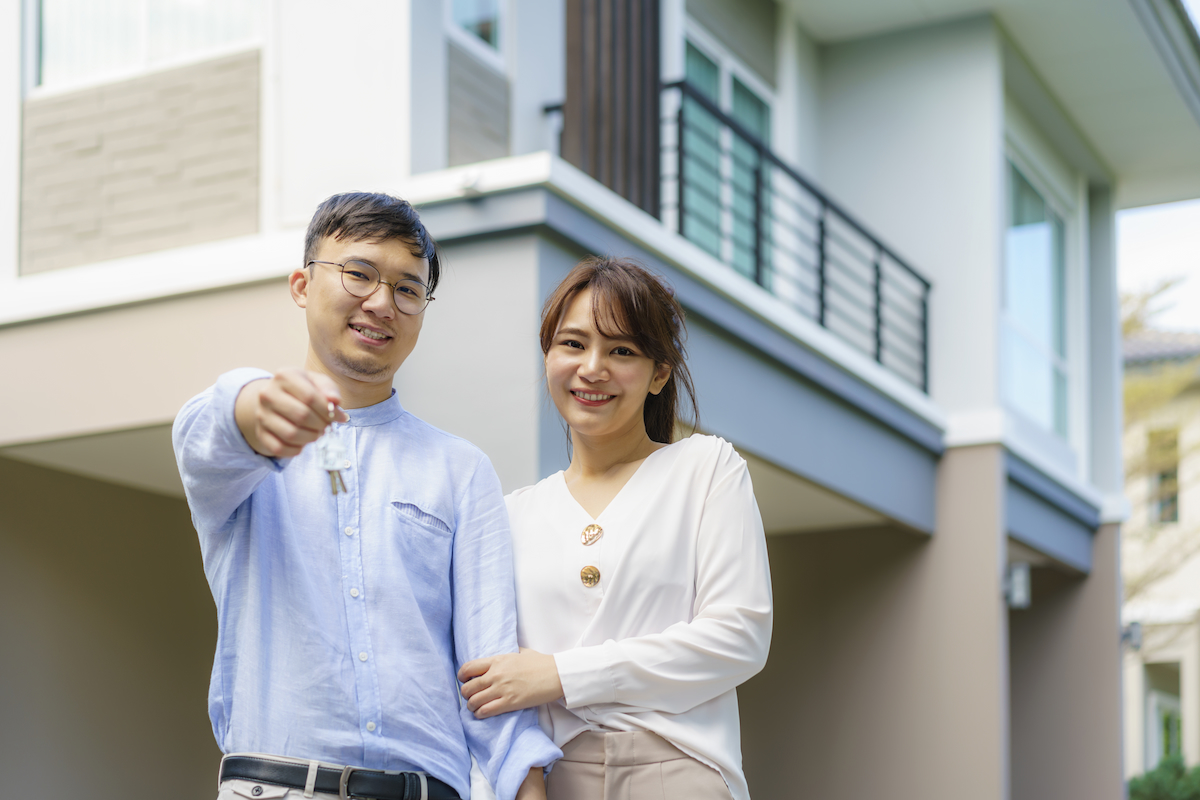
top-left (558, 441), bottom-right (676, 522)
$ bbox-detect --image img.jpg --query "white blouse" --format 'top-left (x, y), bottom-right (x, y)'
top-left (506, 434), bottom-right (773, 800)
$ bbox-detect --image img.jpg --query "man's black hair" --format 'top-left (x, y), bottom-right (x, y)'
top-left (304, 192), bottom-right (441, 295)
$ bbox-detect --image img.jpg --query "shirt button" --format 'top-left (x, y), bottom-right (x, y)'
top-left (359, 652), bottom-right (368, 662)
top-left (344, 527), bottom-right (354, 536)
top-left (581, 566), bottom-right (600, 587)
top-left (343, 459), bottom-right (352, 469)
top-left (366, 721), bottom-right (376, 732)
top-left (350, 588), bottom-right (360, 598)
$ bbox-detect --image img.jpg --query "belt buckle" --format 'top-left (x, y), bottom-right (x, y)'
top-left (339, 765), bottom-right (357, 800)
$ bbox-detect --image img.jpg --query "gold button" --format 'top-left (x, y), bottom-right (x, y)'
top-left (581, 524), bottom-right (603, 546)
top-left (580, 566), bottom-right (600, 587)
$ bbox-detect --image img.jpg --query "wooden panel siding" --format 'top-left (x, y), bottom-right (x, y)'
top-left (20, 50), bottom-right (260, 275)
top-left (562, 0), bottom-right (660, 217)
top-left (447, 40), bottom-right (510, 167)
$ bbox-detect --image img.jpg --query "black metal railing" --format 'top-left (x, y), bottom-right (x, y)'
top-left (661, 80), bottom-right (931, 392)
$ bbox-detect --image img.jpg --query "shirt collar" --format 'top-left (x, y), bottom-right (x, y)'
top-left (345, 389), bottom-right (404, 427)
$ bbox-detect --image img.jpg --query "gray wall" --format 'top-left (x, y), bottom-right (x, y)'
top-left (21, 50), bottom-right (260, 274)
top-left (0, 457), bottom-right (220, 799)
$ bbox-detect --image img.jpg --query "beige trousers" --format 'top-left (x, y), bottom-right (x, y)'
top-left (546, 730), bottom-right (733, 800)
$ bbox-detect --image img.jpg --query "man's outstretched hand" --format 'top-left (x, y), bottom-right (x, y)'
top-left (234, 368), bottom-right (349, 458)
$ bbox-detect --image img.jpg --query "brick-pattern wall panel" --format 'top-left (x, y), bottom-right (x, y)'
top-left (21, 51), bottom-right (260, 275)
top-left (447, 41), bottom-right (510, 167)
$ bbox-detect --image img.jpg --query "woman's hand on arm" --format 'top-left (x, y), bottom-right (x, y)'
top-left (458, 648), bottom-right (565, 719)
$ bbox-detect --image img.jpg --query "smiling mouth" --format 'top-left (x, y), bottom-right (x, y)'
top-left (572, 390), bottom-right (615, 402)
top-left (350, 324), bottom-right (391, 341)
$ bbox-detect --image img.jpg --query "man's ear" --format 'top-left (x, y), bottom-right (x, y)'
top-left (649, 363), bottom-right (672, 396)
top-left (289, 267), bottom-right (310, 309)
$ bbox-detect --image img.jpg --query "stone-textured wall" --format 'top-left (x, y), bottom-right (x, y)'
top-left (20, 50), bottom-right (260, 275)
top-left (447, 40), bottom-right (509, 166)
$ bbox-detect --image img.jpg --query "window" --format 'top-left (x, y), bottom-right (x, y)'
top-left (1149, 429), bottom-right (1180, 524)
top-left (33, 0), bottom-right (261, 90)
top-left (452, 0), bottom-right (500, 50)
top-left (1001, 162), bottom-right (1068, 437)
top-left (680, 37), bottom-right (772, 283)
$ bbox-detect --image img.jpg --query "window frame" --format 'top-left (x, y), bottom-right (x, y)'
top-left (444, 0), bottom-right (507, 77)
top-left (23, 0), bottom-right (263, 98)
top-left (1002, 96), bottom-right (1088, 466)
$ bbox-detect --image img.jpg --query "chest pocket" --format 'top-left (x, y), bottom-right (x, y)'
top-left (389, 500), bottom-right (454, 614)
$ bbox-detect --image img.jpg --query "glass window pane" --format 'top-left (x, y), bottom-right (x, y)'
top-left (40, 0), bottom-right (142, 86)
top-left (146, 0), bottom-right (260, 63)
top-left (685, 43), bottom-right (719, 102)
top-left (453, 0), bottom-right (500, 49)
top-left (1002, 163), bottom-right (1068, 437)
top-left (732, 79), bottom-right (769, 143)
top-left (39, 0), bottom-right (261, 88)
top-left (1002, 327), bottom-right (1056, 432)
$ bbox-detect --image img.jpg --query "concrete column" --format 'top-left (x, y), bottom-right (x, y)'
top-left (1008, 523), bottom-right (1124, 800)
top-left (1125, 650), bottom-right (1146, 777)
top-left (1182, 625), bottom-right (1200, 766)
top-left (738, 444), bottom-right (1008, 800)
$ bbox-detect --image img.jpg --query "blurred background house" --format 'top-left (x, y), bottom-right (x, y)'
top-left (3, 1), bottom-right (1200, 798)
top-left (1122, 326), bottom-right (1200, 779)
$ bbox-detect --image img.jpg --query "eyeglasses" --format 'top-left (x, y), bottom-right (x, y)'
top-left (307, 260), bottom-right (434, 316)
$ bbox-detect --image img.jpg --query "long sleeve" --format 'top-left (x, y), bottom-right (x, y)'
top-left (553, 442), bottom-right (773, 715)
top-left (172, 367), bottom-right (283, 537)
top-left (451, 454), bottom-right (562, 800)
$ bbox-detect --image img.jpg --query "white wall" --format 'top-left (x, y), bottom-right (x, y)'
top-left (393, 234), bottom-right (543, 493)
top-left (818, 16), bottom-right (1005, 417)
top-left (275, 0), bottom-right (422, 227)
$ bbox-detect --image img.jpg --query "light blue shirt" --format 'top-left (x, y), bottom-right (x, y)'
top-left (172, 368), bottom-right (560, 800)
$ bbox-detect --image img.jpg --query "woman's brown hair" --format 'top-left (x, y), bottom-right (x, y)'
top-left (539, 256), bottom-right (698, 443)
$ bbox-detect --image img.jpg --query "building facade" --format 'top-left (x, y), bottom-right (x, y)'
top-left (1122, 330), bottom-right (1200, 778)
top-left (3, 1), bottom-right (1200, 798)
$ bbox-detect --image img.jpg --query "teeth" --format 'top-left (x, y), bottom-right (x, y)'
top-left (352, 325), bottom-right (388, 341)
top-left (575, 392), bottom-right (613, 402)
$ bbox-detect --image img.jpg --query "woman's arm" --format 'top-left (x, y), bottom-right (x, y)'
top-left (461, 441), bottom-right (773, 718)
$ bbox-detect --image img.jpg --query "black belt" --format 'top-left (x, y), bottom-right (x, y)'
top-left (219, 755), bottom-right (460, 800)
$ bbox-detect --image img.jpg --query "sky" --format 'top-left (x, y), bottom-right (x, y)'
top-left (1118, 198), bottom-right (1200, 332)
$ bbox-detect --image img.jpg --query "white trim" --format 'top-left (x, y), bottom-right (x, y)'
top-left (444, 0), bottom-right (506, 77)
top-left (397, 153), bottom-right (946, 431)
top-left (0, 229), bottom-right (303, 327)
top-left (27, 40), bottom-right (263, 99)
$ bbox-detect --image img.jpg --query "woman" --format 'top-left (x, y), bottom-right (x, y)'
top-left (459, 257), bottom-right (772, 800)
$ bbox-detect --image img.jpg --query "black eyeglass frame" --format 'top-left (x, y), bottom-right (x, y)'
top-left (306, 259), bottom-right (436, 316)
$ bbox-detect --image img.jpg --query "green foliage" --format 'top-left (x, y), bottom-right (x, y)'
top-left (1130, 756), bottom-right (1200, 800)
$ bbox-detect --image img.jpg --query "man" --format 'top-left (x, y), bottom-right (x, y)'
top-left (173, 192), bottom-right (558, 800)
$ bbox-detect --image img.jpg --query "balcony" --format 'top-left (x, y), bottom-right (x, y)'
top-left (659, 81), bottom-right (931, 392)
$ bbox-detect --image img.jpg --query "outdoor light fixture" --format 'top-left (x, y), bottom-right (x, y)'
top-left (1005, 562), bottom-right (1031, 609)
top-left (1121, 621), bottom-right (1144, 651)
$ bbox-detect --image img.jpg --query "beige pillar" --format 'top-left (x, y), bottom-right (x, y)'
top-left (1008, 523), bottom-right (1124, 800)
top-left (739, 444), bottom-right (1008, 800)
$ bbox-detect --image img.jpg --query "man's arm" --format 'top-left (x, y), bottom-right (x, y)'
top-left (451, 454), bottom-right (560, 800)
top-left (173, 367), bottom-right (347, 534)
top-left (233, 368), bottom-right (347, 457)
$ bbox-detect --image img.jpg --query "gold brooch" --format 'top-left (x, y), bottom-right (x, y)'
top-left (581, 524), bottom-right (603, 546)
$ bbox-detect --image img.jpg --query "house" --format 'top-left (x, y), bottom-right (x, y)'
top-left (2, 1), bottom-right (1199, 798)
top-left (1122, 329), bottom-right (1200, 778)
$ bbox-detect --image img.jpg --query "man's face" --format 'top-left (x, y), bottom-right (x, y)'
top-left (290, 235), bottom-right (431, 397)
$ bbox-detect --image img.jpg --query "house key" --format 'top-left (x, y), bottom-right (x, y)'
top-left (315, 402), bottom-right (348, 495)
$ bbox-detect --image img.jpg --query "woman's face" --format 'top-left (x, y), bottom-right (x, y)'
top-left (545, 288), bottom-right (671, 441)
